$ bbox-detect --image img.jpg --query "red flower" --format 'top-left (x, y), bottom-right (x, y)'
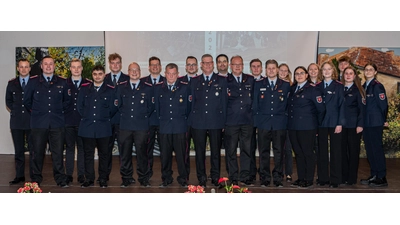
top-left (218, 177), bottom-right (229, 184)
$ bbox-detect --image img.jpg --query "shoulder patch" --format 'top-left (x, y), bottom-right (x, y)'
top-left (107, 84), bottom-right (115, 89)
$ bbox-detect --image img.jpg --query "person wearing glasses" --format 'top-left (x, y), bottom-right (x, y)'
top-left (141, 56), bottom-right (165, 179)
top-left (341, 66), bottom-right (365, 186)
top-left (225, 55), bottom-right (255, 186)
top-left (178, 56), bottom-right (199, 180)
top-left (360, 63), bottom-right (388, 187)
top-left (190, 54), bottom-right (228, 187)
top-left (315, 61), bottom-right (345, 188)
top-left (287, 66), bottom-right (325, 188)
top-left (116, 62), bottom-right (154, 188)
top-left (253, 59), bottom-right (290, 187)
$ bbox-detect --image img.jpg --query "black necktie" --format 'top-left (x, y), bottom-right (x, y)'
top-left (296, 86), bottom-right (300, 92)
top-left (168, 85), bottom-right (173, 91)
top-left (344, 86), bottom-right (349, 92)
top-left (74, 80), bottom-right (79, 88)
top-left (47, 77), bottom-right (51, 83)
top-left (94, 86), bottom-right (99, 91)
top-left (21, 78), bottom-right (26, 90)
top-left (325, 83), bottom-right (328, 89)
top-left (271, 81), bottom-right (274, 90)
top-left (113, 75), bottom-right (117, 86)
top-left (132, 83), bottom-right (136, 90)
top-left (153, 78), bottom-right (157, 85)
top-left (205, 76), bottom-right (209, 83)
top-left (237, 76), bottom-right (240, 84)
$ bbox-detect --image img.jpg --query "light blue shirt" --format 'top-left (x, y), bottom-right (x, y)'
top-left (19, 75), bottom-right (30, 86)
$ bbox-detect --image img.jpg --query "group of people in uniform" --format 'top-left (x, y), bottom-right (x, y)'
top-left (6, 53), bottom-right (388, 189)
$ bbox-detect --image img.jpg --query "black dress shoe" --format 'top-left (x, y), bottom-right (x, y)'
top-left (316, 180), bottom-right (329, 186)
top-left (9, 177), bottom-right (25, 185)
top-left (99, 180), bottom-right (108, 188)
top-left (81, 181), bottom-right (94, 188)
top-left (260, 180), bottom-right (270, 187)
top-left (360, 175), bottom-right (376, 185)
top-left (198, 180), bottom-right (207, 188)
top-left (369, 177), bottom-right (388, 187)
top-left (329, 183), bottom-right (339, 188)
top-left (121, 179), bottom-right (132, 188)
top-left (180, 182), bottom-right (188, 188)
top-left (299, 181), bottom-right (313, 188)
top-left (78, 175), bottom-right (85, 184)
top-left (159, 181), bottom-right (171, 188)
top-left (274, 181), bottom-right (283, 187)
top-left (66, 175), bottom-right (73, 184)
top-left (291, 179), bottom-right (302, 187)
top-left (58, 181), bottom-right (69, 188)
top-left (240, 180), bottom-right (255, 187)
top-left (140, 180), bottom-right (151, 187)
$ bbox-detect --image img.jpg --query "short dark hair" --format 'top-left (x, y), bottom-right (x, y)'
top-left (265, 59), bottom-right (278, 68)
top-left (250, 58), bottom-right (262, 67)
top-left (338, 55), bottom-right (351, 63)
top-left (108, 53), bottom-right (122, 62)
top-left (216, 54), bottom-right (228, 62)
top-left (186, 56), bottom-right (197, 64)
top-left (41, 55), bottom-right (54, 64)
top-left (17, 58), bottom-right (30, 65)
top-left (149, 56), bottom-right (161, 65)
top-left (92, 65), bottom-right (105, 73)
top-left (165, 63), bottom-right (178, 71)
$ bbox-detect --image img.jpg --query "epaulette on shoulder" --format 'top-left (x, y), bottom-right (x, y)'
top-left (8, 77), bottom-right (16, 82)
top-left (335, 80), bottom-right (342, 84)
top-left (315, 81), bottom-right (322, 85)
top-left (309, 83), bottom-right (316, 87)
top-left (191, 75), bottom-right (201, 79)
top-left (256, 77), bottom-right (264, 82)
top-left (81, 83), bottom-right (91, 87)
top-left (155, 81), bottom-right (163, 85)
top-left (218, 74), bottom-right (228, 77)
top-left (180, 81), bottom-right (188, 85)
top-left (84, 78), bottom-right (93, 82)
top-left (107, 84), bottom-right (115, 89)
top-left (373, 79), bottom-right (381, 84)
top-left (119, 80), bottom-right (128, 85)
top-left (30, 75), bottom-right (38, 79)
top-left (144, 82), bottom-right (152, 87)
top-left (282, 79), bottom-right (289, 83)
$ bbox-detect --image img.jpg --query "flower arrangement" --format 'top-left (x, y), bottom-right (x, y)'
top-left (185, 185), bottom-right (205, 193)
top-left (218, 177), bottom-right (251, 193)
top-left (184, 177), bottom-right (251, 193)
top-left (17, 182), bottom-right (42, 193)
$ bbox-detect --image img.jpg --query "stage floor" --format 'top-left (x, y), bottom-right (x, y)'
top-left (1, 154), bottom-right (399, 193)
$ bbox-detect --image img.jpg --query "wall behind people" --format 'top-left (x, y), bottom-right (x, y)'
top-left (104, 31), bottom-right (319, 75)
top-left (0, 31), bottom-right (105, 154)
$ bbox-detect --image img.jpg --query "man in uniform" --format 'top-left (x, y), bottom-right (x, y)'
top-left (141, 56), bottom-right (165, 179)
top-left (155, 63), bottom-right (191, 188)
top-left (6, 58), bottom-right (33, 185)
top-left (104, 53), bottom-right (129, 181)
top-left (23, 55), bottom-right (70, 187)
top-left (78, 65), bottom-right (118, 188)
top-left (190, 54), bottom-right (228, 187)
top-left (253, 59), bottom-right (291, 187)
top-left (64, 58), bottom-right (92, 184)
top-left (216, 54), bottom-right (229, 77)
top-left (117, 62), bottom-right (154, 188)
top-left (225, 55), bottom-right (254, 186)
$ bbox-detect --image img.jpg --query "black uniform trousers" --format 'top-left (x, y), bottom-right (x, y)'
top-left (341, 128), bottom-right (362, 184)
top-left (31, 127), bottom-right (66, 184)
top-left (282, 130), bottom-right (293, 177)
top-left (186, 126), bottom-right (193, 180)
top-left (363, 126), bottom-right (386, 178)
top-left (82, 136), bottom-right (110, 182)
top-left (249, 127), bottom-right (258, 180)
top-left (65, 126), bottom-right (85, 177)
top-left (192, 128), bottom-right (222, 183)
top-left (119, 129), bottom-right (149, 183)
top-left (106, 124), bottom-right (119, 180)
top-left (258, 129), bottom-right (285, 182)
top-left (11, 129), bottom-right (32, 179)
top-left (159, 133), bottom-right (188, 185)
top-left (147, 125), bottom-right (160, 177)
top-left (224, 124), bottom-right (253, 182)
top-left (317, 127), bottom-right (342, 185)
top-left (289, 129), bottom-right (317, 182)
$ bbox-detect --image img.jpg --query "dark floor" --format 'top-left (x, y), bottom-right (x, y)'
top-left (1, 154), bottom-right (399, 193)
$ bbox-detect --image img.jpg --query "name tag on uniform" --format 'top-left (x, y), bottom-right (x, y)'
top-left (260, 88), bottom-right (266, 91)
